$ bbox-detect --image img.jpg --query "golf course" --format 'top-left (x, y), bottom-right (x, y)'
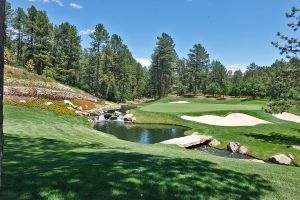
top-left (2, 96), bottom-right (300, 199)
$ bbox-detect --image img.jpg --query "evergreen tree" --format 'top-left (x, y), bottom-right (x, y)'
top-left (231, 69), bottom-right (243, 97)
top-left (90, 24), bottom-right (109, 96)
top-left (12, 7), bottom-right (26, 65)
top-left (187, 44), bottom-right (210, 94)
top-left (210, 60), bottom-right (229, 95)
top-left (149, 33), bottom-right (177, 98)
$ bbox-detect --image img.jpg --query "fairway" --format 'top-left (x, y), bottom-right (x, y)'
top-left (140, 102), bottom-right (262, 113)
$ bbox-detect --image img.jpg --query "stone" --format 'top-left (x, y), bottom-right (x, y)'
top-left (161, 135), bottom-right (213, 148)
top-left (64, 100), bottom-right (78, 109)
top-left (292, 145), bottom-right (300, 151)
top-left (67, 106), bottom-right (75, 111)
top-left (19, 100), bottom-right (26, 103)
top-left (132, 117), bottom-right (137, 122)
top-left (269, 154), bottom-right (292, 165)
top-left (124, 113), bottom-right (134, 121)
top-left (77, 106), bottom-right (83, 111)
top-left (75, 111), bottom-right (89, 116)
top-left (238, 146), bottom-right (248, 155)
top-left (126, 110), bottom-right (131, 114)
top-left (227, 142), bottom-right (241, 153)
top-left (208, 139), bottom-right (221, 147)
top-left (114, 111), bottom-right (122, 117)
top-left (287, 153), bottom-right (294, 160)
top-left (45, 102), bottom-right (53, 106)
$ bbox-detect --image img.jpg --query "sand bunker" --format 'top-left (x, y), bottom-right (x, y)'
top-left (272, 112), bottom-right (300, 123)
top-left (169, 101), bottom-right (189, 104)
top-left (181, 113), bottom-right (271, 126)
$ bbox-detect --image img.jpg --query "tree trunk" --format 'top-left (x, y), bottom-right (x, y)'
top-left (0, 0), bottom-right (6, 187)
top-left (96, 45), bottom-right (100, 97)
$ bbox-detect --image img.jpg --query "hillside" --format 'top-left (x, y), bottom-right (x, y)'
top-left (3, 65), bottom-right (120, 115)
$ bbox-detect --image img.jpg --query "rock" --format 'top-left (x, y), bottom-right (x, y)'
top-left (104, 113), bottom-right (112, 120)
top-left (19, 100), bottom-right (26, 103)
top-left (64, 100), bottom-right (78, 109)
top-left (161, 135), bottom-right (213, 148)
top-left (124, 113), bottom-right (134, 121)
top-left (238, 146), bottom-right (248, 155)
top-left (287, 153), bottom-right (294, 160)
top-left (269, 154), bottom-right (292, 165)
top-left (132, 117), bottom-right (137, 122)
top-left (126, 110), bottom-right (131, 114)
top-left (208, 139), bottom-right (221, 147)
top-left (110, 116), bottom-right (118, 120)
top-left (292, 145), bottom-right (300, 151)
top-left (45, 102), bottom-right (53, 106)
top-left (77, 106), bottom-right (83, 111)
top-left (114, 111), bottom-right (122, 117)
top-left (67, 106), bottom-right (75, 111)
top-left (227, 142), bottom-right (241, 153)
top-left (75, 111), bottom-right (89, 116)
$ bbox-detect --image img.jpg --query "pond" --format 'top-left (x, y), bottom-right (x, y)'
top-left (94, 121), bottom-right (189, 144)
top-left (195, 145), bottom-right (251, 159)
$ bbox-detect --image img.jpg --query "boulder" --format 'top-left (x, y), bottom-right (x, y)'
top-left (19, 100), bottom-right (26, 103)
top-left (114, 111), bottom-right (122, 117)
top-left (288, 153), bottom-right (294, 160)
top-left (132, 117), bottom-right (137, 122)
top-left (77, 106), bottom-right (83, 111)
top-left (161, 135), bottom-right (213, 148)
top-left (45, 102), bottom-right (53, 106)
top-left (126, 110), bottom-right (131, 114)
top-left (227, 142), bottom-right (241, 153)
top-left (67, 106), bottom-right (75, 111)
top-left (104, 113), bottom-right (112, 120)
top-left (208, 139), bottom-right (221, 147)
top-left (124, 113), bottom-right (134, 121)
top-left (75, 111), bottom-right (89, 117)
top-left (238, 146), bottom-right (248, 155)
top-left (269, 154), bottom-right (292, 165)
top-left (64, 100), bottom-right (78, 109)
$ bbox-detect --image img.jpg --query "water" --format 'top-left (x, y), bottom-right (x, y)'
top-left (195, 145), bottom-right (250, 159)
top-left (94, 121), bottom-right (189, 144)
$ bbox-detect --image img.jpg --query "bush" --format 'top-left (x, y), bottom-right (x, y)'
top-left (43, 67), bottom-right (56, 78)
top-left (25, 59), bottom-right (35, 72)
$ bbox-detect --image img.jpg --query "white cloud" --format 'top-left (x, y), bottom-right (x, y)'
top-left (28, 0), bottom-right (64, 7)
top-left (79, 29), bottom-right (94, 36)
top-left (136, 58), bottom-right (152, 67)
top-left (70, 3), bottom-right (83, 9)
top-left (225, 64), bottom-right (248, 72)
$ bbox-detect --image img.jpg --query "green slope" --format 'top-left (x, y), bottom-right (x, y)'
top-left (2, 105), bottom-right (300, 199)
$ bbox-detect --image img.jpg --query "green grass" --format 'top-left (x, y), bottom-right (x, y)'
top-left (2, 105), bottom-right (300, 199)
top-left (134, 97), bottom-right (300, 166)
top-left (140, 96), bottom-right (265, 113)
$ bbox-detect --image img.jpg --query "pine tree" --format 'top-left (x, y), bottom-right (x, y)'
top-left (12, 7), bottom-right (26, 65)
top-left (90, 24), bottom-right (109, 96)
top-left (187, 44), bottom-right (210, 94)
top-left (149, 33), bottom-right (177, 98)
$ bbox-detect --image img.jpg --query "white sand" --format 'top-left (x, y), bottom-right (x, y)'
top-left (181, 113), bottom-right (271, 126)
top-left (272, 112), bottom-right (300, 123)
top-left (169, 101), bottom-right (189, 104)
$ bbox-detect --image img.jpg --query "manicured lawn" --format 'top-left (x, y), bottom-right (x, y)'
top-left (140, 97), bottom-right (265, 113)
top-left (134, 97), bottom-right (300, 166)
top-left (2, 105), bottom-right (300, 199)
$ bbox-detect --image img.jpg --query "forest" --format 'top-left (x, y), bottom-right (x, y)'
top-left (4, 2), bottom-right (300, 111)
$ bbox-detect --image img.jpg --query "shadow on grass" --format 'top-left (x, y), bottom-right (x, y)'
top-left (245, 132), bottom-right (300, 146)
top-left (1, 135), bottom-right (274, 200)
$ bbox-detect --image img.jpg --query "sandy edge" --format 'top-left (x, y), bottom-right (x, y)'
top-left (272, 112), bottom-right (300, 123)
top-left (169, 101), bottom-right (189, 104)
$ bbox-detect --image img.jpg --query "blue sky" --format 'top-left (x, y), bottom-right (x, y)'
top-left (10, 0), bottom-right (297, 70)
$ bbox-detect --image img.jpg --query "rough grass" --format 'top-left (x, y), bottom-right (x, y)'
top-left (2, 105), bottom-right (300, 199)
top-left (134, 97), bottom-right (300, 166)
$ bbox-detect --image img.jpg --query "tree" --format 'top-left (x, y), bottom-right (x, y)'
top-left (272, 6), bottom-right (300, 57)
top-left (53, 22), bottom-right (81, 85)
top-left (210, 60), bottom-right (229, 95)
top-left (207, 82), bottom-right (222, 97)
top-left (231, 69), bottom-right (243, 97)
top-left (149, 33), bottom-right (177, 98)
top-left (90, 24), bottom-right (109, 96)
top-left (12, 8), bottom-right (26, 65)
top-left (4, 1), bottom-right (13, 49)
top-left (0, 0), bottom-right (5, 187)
top-left (187, 44), bottom-right (210, 94)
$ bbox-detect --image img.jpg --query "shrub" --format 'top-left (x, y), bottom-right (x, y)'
top-left (25, 59), bottom-right (35, 72)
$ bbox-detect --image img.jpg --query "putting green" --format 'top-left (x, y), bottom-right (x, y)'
top-left (140, 103), bottom-right (262, 113)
